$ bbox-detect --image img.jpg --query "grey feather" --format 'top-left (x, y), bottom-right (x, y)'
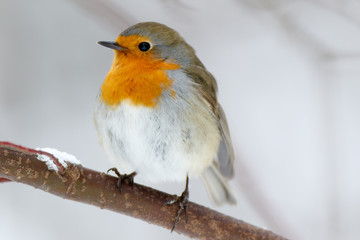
top-left (201, 163), bottom-right (237, 206)
top-left (217, 104), bottom-right (235, 178)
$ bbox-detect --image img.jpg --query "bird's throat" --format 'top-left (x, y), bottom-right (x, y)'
top-left (100, 52), bottom-right (180, 108)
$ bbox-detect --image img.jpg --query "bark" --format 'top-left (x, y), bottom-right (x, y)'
top-left (0, 141), bottom-right (287, 240)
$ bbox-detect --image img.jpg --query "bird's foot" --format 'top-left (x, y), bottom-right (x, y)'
top-left (166, 176), bottom-right (189, 232)
top-left (107, 168), bottom-right (137, 193)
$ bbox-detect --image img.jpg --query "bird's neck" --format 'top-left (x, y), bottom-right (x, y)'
top-left (100, 52), bottom-right (180, 108)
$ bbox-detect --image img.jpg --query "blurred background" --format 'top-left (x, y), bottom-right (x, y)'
top-left (1, 0), bottom-right (360, 239)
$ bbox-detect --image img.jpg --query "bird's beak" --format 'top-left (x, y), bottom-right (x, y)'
top-left (97, 41), bottom-right (126, 51)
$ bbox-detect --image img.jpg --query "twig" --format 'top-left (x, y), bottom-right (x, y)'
top-left (0, 142), bottom-right (287, 240)
top-left (0, 177), bottom-right (11, 183)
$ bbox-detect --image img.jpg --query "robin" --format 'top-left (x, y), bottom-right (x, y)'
top-left (94, 22), bottom-right (236, 230)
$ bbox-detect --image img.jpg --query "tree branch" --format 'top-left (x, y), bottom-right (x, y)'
top-left (0, 142), bottom-right (286, 240)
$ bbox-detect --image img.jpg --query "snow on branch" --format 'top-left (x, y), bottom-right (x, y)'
top-left (0, 141), bottom-right (286, 240)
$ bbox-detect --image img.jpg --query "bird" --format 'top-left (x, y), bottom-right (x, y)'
top-left (94, 22), bottom-right (236, 229)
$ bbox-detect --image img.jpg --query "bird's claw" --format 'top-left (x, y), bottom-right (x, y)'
top-left (166, 176), bottom-right (189, 232)
top-left (107, 168), bottom-right (137, 193)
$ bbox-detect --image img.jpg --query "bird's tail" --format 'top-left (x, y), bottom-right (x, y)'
top-left (201, 163), bottom-right (237, 206)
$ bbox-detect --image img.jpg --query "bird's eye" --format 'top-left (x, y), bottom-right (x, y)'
top-left (138, 42), bottom-right (151, 52)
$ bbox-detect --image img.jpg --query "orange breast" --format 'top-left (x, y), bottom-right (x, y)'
top-left (100, 51), bottom-right (180, 108)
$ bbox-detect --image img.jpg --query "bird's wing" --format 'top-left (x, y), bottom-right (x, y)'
top-left (216, 103), bottom-right (235, 178)
top-left (184, 65), bottom-right (235, 179)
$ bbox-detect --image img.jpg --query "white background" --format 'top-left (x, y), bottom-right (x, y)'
top-left (1, 0), bottom-right (360, 239)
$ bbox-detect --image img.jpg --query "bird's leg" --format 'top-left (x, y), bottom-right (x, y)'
top-left (166, 176), bottom-right (189, 232)
top-left (107, 167), bottom-right (137, 193)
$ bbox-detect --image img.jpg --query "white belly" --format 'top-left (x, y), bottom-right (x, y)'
top-left (94, 79), bottom-right (220, 182)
